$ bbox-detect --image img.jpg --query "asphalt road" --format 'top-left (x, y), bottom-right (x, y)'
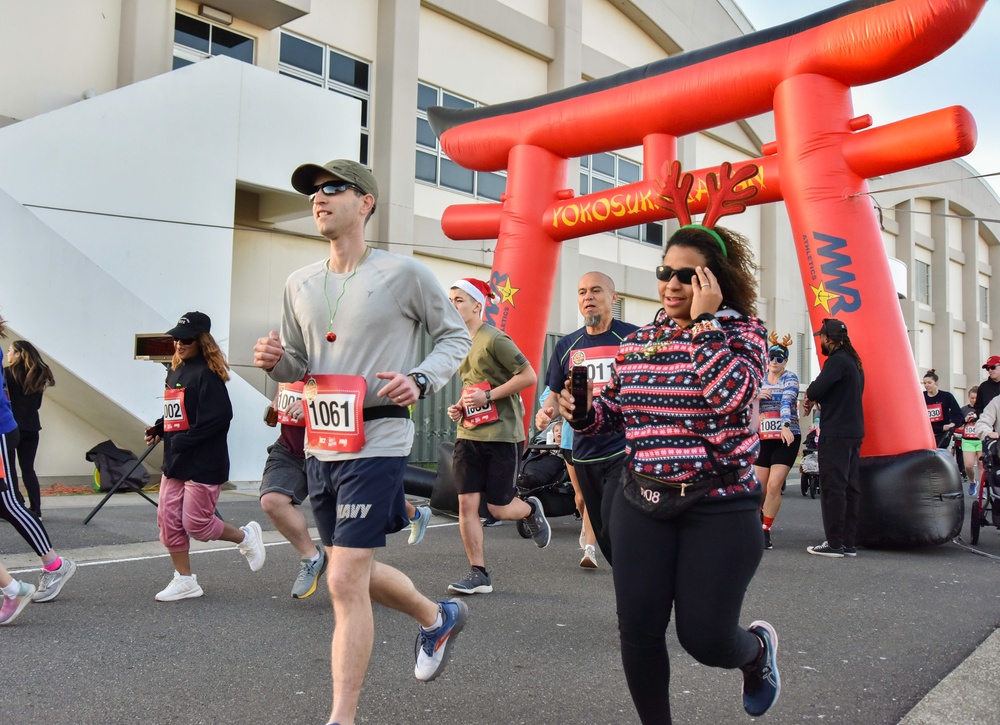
top-left (4, 481), bottom-right (1000, 724)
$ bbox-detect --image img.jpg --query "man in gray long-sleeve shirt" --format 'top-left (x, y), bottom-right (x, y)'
top-left (253, 159), bottom-right (472, 725)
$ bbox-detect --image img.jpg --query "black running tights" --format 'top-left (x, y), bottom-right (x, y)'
top-left (610, 485), bottom-right (764, 724)
top-left (1, 429), bottom-right (52, 556)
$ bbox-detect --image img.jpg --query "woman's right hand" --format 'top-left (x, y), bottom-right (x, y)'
top-left (558, 380), bottom-right (591, 421)
top-left (758, 388), bottom-right (772, 400)
top-left (144, 425), bottom-right (162, 446)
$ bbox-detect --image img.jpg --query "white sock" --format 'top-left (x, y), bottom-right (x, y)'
top-left (309, 549), bottom-right (322, 564)
top-left (423, 610), bottom-right (444, 631)
top-left (2, 579), bottom-right (21, 598)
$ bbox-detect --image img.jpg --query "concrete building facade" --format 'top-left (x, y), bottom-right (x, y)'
top-left (0, 0), bottom-right (996, 480)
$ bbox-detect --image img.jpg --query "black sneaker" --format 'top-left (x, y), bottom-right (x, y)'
top-left (806, 541), bottom-right (845, 558)
top-left (742, 621), bottom-right (780, 716)
top-left (843, 546), bottom-right (857, 557)
top-left (521, 496), bottom-right (551, 548)
top-left (763, 529), bottom-right (773, 550)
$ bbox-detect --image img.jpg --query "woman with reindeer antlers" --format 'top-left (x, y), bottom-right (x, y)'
top-left (559, 161), bottom-right (779, 723)
top-left (755, 332), bottom-right (801, 550)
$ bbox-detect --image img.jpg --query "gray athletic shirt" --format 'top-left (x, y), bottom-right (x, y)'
top-left (268, 248), bottom-right (471, 461)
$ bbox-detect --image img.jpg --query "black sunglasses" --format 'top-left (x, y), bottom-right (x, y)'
top-left (988, 365), bottom-right (998, 371)
top-left (655, 266), bottom-right (697, 284)
top-left (309, 182), bottom-right (364, 202)
top-left (173, 337), bottom-right (196, 346)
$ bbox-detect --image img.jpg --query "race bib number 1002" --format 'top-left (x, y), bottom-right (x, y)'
top-left (163, 388), bottom-right (189, 432)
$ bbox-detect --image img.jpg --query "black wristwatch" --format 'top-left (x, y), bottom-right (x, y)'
top-left (408, 372), bottom-right (429, 399)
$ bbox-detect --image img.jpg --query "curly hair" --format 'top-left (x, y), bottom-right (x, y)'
top-left (172, 332), bottom-right (230, 382)
top-left (8, 340), bottom-right (55, 395)
top-left (665, 225), bottom-right (758, 318)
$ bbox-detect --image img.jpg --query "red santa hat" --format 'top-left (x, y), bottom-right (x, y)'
top-left (451, 278), bottom-right (494, 306)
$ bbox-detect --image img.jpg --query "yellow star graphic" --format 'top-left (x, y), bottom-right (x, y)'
top-left (497, 278), bottom-right (519, 306)
top-left (810, 281), bottom-right (841, 313)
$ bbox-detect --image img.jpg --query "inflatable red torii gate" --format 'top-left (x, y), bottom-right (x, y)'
top-left (430, 0), bottom-right (986, 547)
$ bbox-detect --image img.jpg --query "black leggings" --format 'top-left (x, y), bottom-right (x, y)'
top-left (1, 429), bottom-right (53, 556)
top-left (610, 485), bottom-right (764, 724)
top-left (12, 428), bottom-right (41, 513)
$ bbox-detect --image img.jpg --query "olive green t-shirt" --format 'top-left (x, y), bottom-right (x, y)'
top-left (456, 324), bottom-right (529, 443)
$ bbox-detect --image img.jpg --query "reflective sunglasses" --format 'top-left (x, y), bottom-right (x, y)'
top-left (768, 353), bottom-right (787, 363)
top-left (655, 266), bottom-right (698, 284)
top-left (309, 182), bottom-right (365, 202)
top-left (173, 337), bottom-right (196, 346)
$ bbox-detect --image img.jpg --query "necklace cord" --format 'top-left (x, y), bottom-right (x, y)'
top-left (324, 245), bottom-right (371, 335)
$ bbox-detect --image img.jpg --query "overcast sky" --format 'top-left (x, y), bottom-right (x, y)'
top-left (734, 0), bottom-right (1000, 198)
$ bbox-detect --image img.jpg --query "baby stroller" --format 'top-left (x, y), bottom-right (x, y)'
top-left (799, 427), bottom-right (820, 499)
top-left (515, 425), bottom-right (579, 539)
top-left (970, 438), bottom-right (1000, 544)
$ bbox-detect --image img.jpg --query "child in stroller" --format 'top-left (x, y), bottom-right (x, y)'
top-left (515, 422), bottom-right (579, 537)
top-left (799, 424), bottom-right (820, 499)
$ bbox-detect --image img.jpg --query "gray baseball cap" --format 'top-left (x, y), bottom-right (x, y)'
top-left (290, 159), bottom-right (378, 205)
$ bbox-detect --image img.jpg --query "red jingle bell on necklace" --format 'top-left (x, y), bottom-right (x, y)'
top-left (326, 332), bottom-right (337, 342)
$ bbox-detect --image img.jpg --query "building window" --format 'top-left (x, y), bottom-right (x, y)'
top-left (981, 285), bottom-right (990, 324)
top-left (279, 33), bottom-right (371, 166)
top-left (173, 13), bottom-right (254, 69)
top-left (579, 153), bottom-right (664, 247)
top-left (915, 261), bottom-right (931, 305)
top-left (416, 82), bottom-right (507, 201)
top-left (612, 297), bottom-right (624, 321)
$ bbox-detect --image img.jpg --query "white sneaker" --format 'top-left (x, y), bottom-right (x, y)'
top-left (238, 521), bottom-right (266, 572)
top-left (580, 544), bottom-right (598, 569)
top-left (155, 572), bottom-right (204, 602)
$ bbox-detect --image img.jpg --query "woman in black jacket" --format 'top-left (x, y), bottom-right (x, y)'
top-left (4, 340), bottom-right (55, 519)
top-left (144, 312), bottom-right (266, 602)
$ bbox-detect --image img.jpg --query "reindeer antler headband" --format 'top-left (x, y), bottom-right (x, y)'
top-left (767, 331), bottom-right (794, 356)
top-left (654, 160), bottom-right (760, 257)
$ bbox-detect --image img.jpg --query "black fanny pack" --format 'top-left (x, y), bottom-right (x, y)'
top-left (621, 467), bottom-right (747, 520)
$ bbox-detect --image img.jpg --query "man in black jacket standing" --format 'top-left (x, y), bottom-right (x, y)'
top-left (802, 319), bottom-right (865, 558)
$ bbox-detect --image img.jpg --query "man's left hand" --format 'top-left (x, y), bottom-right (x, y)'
top-left (376, 372), bottom-right (418, 407)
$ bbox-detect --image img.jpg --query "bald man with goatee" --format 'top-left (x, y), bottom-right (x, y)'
top-left (536, 272), bottom-right (637, 565)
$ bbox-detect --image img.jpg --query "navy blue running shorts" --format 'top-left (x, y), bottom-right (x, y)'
top-left (305, 456), bottom-right (409, 548)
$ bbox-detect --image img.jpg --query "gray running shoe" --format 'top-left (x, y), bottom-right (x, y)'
top-left (522, 496), bottom-right (551, 548)
top-left (291, 545), bottom-right (328, 599)
top-left (32, 558), bottom-right (77, 603)
top-left (408, 505), bottom-right (432, 545)
top-left (448, 568), bottom-right (493, 594)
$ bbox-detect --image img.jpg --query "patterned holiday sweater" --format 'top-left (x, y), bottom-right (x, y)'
top-left (576, 308), bottom-right (767, 499)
